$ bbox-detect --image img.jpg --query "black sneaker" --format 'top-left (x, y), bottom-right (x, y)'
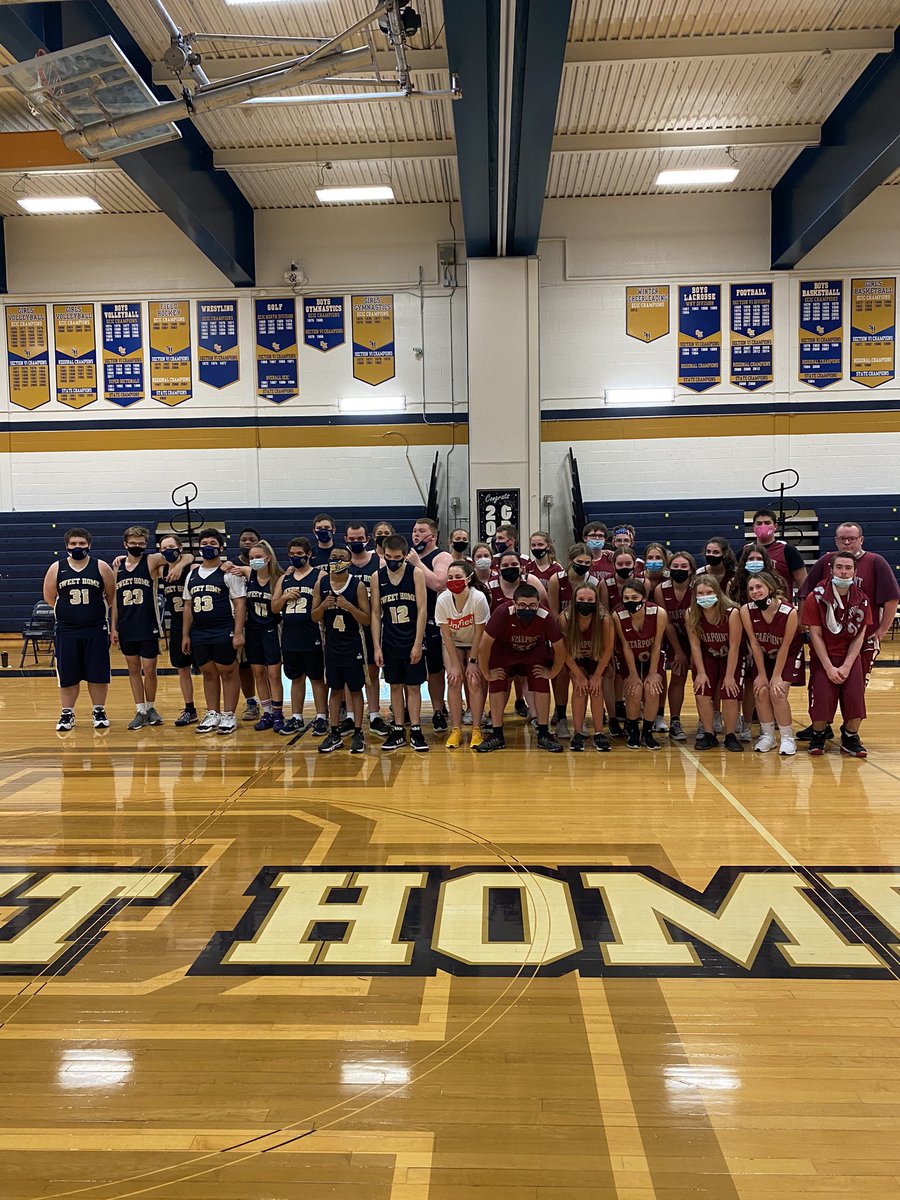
top-left (569, 732), bottom-right (585, 752)
top-left (723, 733), bottom-right (744, 753)
top-left (642, 727), bottom-right (660, 751)
top-left (339, 715), bottom-right (355, 736)
top-left (607, 717), bottom-right (625, 738)
top-left (808, 730), bottom-right (828, 756)
top-left (798, 722), bottom-right (834, 742)
top-left (350, 730), bottom-right (366, 754)
top-left (382, 727), bottom-right (407, 751)
top-left (840, 728), bottom-right (867, 758)
top-left (368, 714), bottom-right (391, 738)
top-left (514, 698), bottom-right (529, 719)
top-left (431, 709), bottom-right (448, 733)
top-left (409, 726), bottom-right (429, 753)
top-left (537, 732), bottom-right (563, 753)
top-left (475, 734), bottom-right (506, 754)
top-left (56, 710), bottom-right (75, 732)
top-left (92, 706), bottom-right (110, 729)
top-left (279, 716), bottom-right (304, 736)
top-left (174, 707), bottom-right (197, 727)
top-left (694, 732), bottom-right (718, 750)
top-left (317, 731), bottom-right (343, 754)
top-left (312, 716), bottom-right (329, 737)
top-left (625, 720), bottom-right (641, 750)
top-left (592, 732), bottom-right (611, 752)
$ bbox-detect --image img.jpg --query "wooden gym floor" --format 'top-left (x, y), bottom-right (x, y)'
top-left (2, 670), bottom-right (900, 1199)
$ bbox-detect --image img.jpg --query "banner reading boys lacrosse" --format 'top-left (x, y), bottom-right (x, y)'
top-left (53, 303), bottom-right (98, 409)
top-left (196, 300), bottom-right (239, 390)
top-left (303, 296), bottom-right (345, 352)
top-left (149, 300), bottom-right (192, 406)
top-left (625, 285), bottom-right (669, 343)
top-left (677, 285), bottom-right (721, 392)
top-left (799, 280), bottom-right (843, 389)
top-left (101, 302), bottom-right (144, 406)
top-left (850, 277), bottom-right (895, 389)
top-left (730, 283), bottom-right (773, 391)
top-left (351, 294), bottom-right (395, 385)
top-left (5, 304), bottom-right (51, 410)
top-left (255, 298), bottom-right (298, 403)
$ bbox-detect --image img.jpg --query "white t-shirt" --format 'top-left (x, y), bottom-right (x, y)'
top-left (435, 588), bottom-right (490, 647)
top-left (183, 565), bottom-right (247, 600)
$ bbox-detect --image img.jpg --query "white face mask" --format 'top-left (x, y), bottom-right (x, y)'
top-left (832, 575), bottom-right (854, 590)
top-left (474, 557), bottom-right (491, 570)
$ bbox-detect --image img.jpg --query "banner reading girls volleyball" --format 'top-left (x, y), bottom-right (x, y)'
top-left (149, 300), bottom-right (192, 406)
top-left (5, 304), bottom-right (51, 410)
top-left (730, 283), bottom-right (773, 391)
top-left (625, 285), bottom-right (669, 342)
top-left (850, 277), bottom-right (895, 389)
top-left (101, 302), bottom-right (144, 406)
top-left (53, 304), bottom-right (98, 408)
top-left (255, 298), bottom-right (298, 403)
top-left (196, 300), bottom-right (239, 389)
top-left (677, 285), bottom-right (721, 392)
top-left (799, 280), bottom-right (843, 389)
top-left (303, 296), bottom-right (345, 352)
top-left (351, 294), bottom-right (395, 385)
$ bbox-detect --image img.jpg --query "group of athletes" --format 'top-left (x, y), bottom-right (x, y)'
top-left (43, 508), bottom-right (898, 758)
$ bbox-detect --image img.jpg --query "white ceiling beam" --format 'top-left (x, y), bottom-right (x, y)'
top-left (216, 140), bottom-right (456, 168)
top-left (151, 48), bottom-right (449, 87)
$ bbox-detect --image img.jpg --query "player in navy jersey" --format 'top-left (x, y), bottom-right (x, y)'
top-left (346, 521), bottom-right (390, 738)
top-left (272, 537), bottom-right (328, 736)
top-left (158, 533), bottom-right (199, 726)
top-left (235, 526), bottom-right (263, 722)
top-left (43, 527), bottom-right (116, 731)
top-left (371, 534), bottom-right (429, 752)
top-left (312, 546), bottom-right (370, 755)
top-left (311, 512), bottom-right (340, 567)
top-left (406, 517), bottom-right (452, 731)
top-left (231, 540), bottom-right (285, 733)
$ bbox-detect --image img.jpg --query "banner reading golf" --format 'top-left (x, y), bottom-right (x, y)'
top-left (5, 304), bottom-right (51, 410)
top-left (850, 277), bottom-right (895, 389)
top-left (255, 298), bottom-right (298, 403)
top-left (799, 280), bottom-right (843, 389)
top-left (53, 303), bottom-right (98, 409)
top-left (149, 300), bottom-right (192, 406)
top-left (677, 284), bottom-right (721, 392)
top-left (197, 300), bottom-right (239, 390)
top-left (730, 283), bottom-right (773, 391)
top-left (101, 302), bottom-right (144, 406)
top-left (351, 294), bottom-right (395, 385)
top-left (626, 285), bottom-right (669, 343)
top-left (303, 295), bottom-right (345, 352)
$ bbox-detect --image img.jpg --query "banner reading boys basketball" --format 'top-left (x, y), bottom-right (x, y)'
top-left (799, 280), bottom-right (843, 389)
top-left (730, 283), bottom-right (773, 391)
top-left (677, 285), bottom-right (721, 392)
top-left (850, 277), bottom-right (895, 389)
top-left (196, 300), bottom-right (239, 390)
top-left (101, 302), bottom-right (144, 406)
top-left (5, 304), bottom-right (51, 410)
top-left (53, 304), bottom-right (98, 409)
top-left (351, 294), bottom-right (395, 385)
top-left (626, 285), bottom-right (669, 343)
top-left (149, 300), bottom-right (192, 406)
top-left (303, 295), bottom-right (345, 352)
top-left (255, 298), bottom-right (298, 403)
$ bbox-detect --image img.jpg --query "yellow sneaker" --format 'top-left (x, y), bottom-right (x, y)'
top-left (446, 727), bottom-right (463, 749)
top-left (469, 727), bottom-right (484, 750)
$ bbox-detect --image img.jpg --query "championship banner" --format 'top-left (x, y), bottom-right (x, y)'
top-left (101, 302), bottom-right (144, 406)
top-left (197, 300), bottom-right (239, 390)
top-left (303, 295), bottom-right (345, 352)
top-left (255, 298), bottom-right (298, 403)
top-left (625, 285), bottom-right (669, 343)
top-left (850, 277), bottom-right (895, 389)
top-left (677, 284), bottom-right (721, 393)
top-left (730, 283), bottom-right (773, 392)
top-left (53, 303), bottom-right (98, 409)
top-left (5, 304), bottom-right (51, 410)
top-left (351, 294), bottom-right (395, 386)
top-left (799, 280), bottom-right (843, 389)
top-left (149, 300), bottom-right (192, 406)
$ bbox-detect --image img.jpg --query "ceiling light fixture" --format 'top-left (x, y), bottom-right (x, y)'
top-left (316, 185), bottom-right (395, 203)
top-left (17, 196), bottom-right (102, 214)
top-left (655, 168), bottom-right (739, 186)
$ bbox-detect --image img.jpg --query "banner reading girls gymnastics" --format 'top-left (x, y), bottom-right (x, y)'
top-left (850, 278), bottom-right (896, 389)
top-left (255, 298), bottom-right (298, 403)
top-left (101, 302), bottom-right (144, 406)
top-left (351, 294), bottom-right (395, 385)
top-left (730, 283), bottom-right (773, 391)
top-left (625, 285), bottom-right (669, 342)
top-left (799, 280), bottom-right (843, 389)
top-left (196, 300), bottom-right (239, 389)
top-left (5, 304), bottom-right (51, 410)
top-left (303, 296), bottom-right (345, 352)
top-left (677, 284), bottom-right (721, 392)
top-left (53, 304), bottom-right (98, 408)
top-left (149, 300), bottom-right (192, 406)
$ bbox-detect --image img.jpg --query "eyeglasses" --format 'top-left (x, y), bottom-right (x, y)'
top-left (836, 534), bottom-right (861, 542)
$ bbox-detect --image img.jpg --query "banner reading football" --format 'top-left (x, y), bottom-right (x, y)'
top-left (799, 280), bottom-right (842, 389)
top-left (677, 285), bottom-right (721, 392)
top-left (255, 299), bottom-right (298, 403)
top-left (101, 302), bottom-right (144, 406)
top-left (730, 283), bottom-right (773, 391)
top-left (5, 304), bottom-right (51, 410)
top-left (850, 277), bottom-right (895, 389)
top-left (53, 304), bottom-right (98, 409)
top-left (352, 294), bottom-right (395, 385)
top-left (303, 296), bottom-right (345, 352)
top-left (625, 285), bottom-right (669, 343)
top-left (149, 300), bottom-right (191, 406)
top-left (197, 300), bottom-right (239, 390)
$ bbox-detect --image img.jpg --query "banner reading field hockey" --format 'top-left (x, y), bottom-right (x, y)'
top-left (53, 304), bottom-right (98, 409)
top-left (255, 298), bottom-right (298, 403)
top-left (677, 284), bottom-right (721, 392)
top-left (5, 304), bottom-right (51, 410)
top-left (196, 300), bottom-right (239, 390)
top-left (303, 295), bottom-right (345, 352)
top-left (351, 294), bottom-right (395, 385)
top-left (730, 283), bottom-right (773, 391)
top-left (149, 300), bottom-right (192, 406)
top-left (625, 285), bottom-right (669, 342)
top-left (799, 280), bottom-right (842, 389)
top-left (850, 277), bottom-right (896, 389)
top-left (101, 302), bottom-right (144, 406)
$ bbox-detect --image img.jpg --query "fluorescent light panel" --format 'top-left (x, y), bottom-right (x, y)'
top-left (605, 387), bottom-right (675, 407)
top-left (655, 168), bottom-right (739, 186)
top-left (17, 196), bottom-right (102, 214)
top-left (339, 396), bottom-right (405, 414)
top-left (316, 185), bottom-right (394, 203)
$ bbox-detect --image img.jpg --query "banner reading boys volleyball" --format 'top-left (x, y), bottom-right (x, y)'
top-left (255, 299), bottom-right (298, 403)
top-left (303, 296), bottom-right (345, 352)
top-left (351, 294), bottom-right (395, 385)
top-left (101, 302), bottom-right (144, 406)
top-left (799, 280), bottom-right (843, 389)
top-left (5, 304), bottom-right (51, 410)
top-left (677, 285), bottom-right (721, 392)
top-left (149, 300), bottom-right (192, 406)
top-left (625, 285), bottom-right (669, 342)
top-left (196, 300), bottom-right (239, 390)
top-left (730, 283), bottom-right (773, 391)
top-left (53, 304), bottom-right (98, 409)
top-left (850, 278), bottom-right (895, 389)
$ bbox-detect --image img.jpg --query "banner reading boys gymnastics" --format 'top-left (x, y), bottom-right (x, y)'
top-left (677, 284), bottom-right (721, 392)
top-left (351, 294), bottom-right (395, 385)
top-left (5, 304), bottom-right (51, 410)
top-left (255, 298), bottom-right (298, 403)
top-left (850, 277), bottom-right (896, 389)
top-left (53, 303), bottom-right (98, 409)
top-left (196, 300), bottom-right (239, 390)
top-left (625, 285), bottom-right (669, 342)
top-left (149, 300), bottom-right (192, 406)
top-left (303, 295), bottom-right (345, 352)
top-left (799, 280), bottom-right (843, 389)
top-left (101, 302), bottom-right (144, 406)
top-left (730, 283), bottom-right (773, 391)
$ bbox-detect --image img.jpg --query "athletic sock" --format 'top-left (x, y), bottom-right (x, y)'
top-left (331, 725), bottom-right (340, 737)
top-left (261, 699), bottom-right (272, 713)
top-left (760, 721), bottom-right (776, 737)
top-left (137, 702), bottom-right (148, 714)
top-left (779, 724), bottom-right (794, 737)
top-left (316, 712), bottom-right (327, 720)
top-left (368, 710), bottom-right (380, 720)
top-left (554, 704), bottom-right (566, 721)
top-left (354, 726), bottom-right (363, 734)
top-left (492, 726), bottom-right (505, 740)
top-left (538, 723), bottom-right (549, 737)
top-left (184, 702), bottom-right (196, 713)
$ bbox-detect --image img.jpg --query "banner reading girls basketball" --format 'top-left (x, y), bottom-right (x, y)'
top-left (101, 302), bottom-right (144, 406)
top-left (730, 283), bottom-right (773, 391)
top-left (53, 304), bottom-right (98, 409)
top-left (351, 294), bottom-right (395, 385)
top-left (799, 280), bottom-right (842, 389)
top-left (303, 295), bottom-right (345, 352)
top-left (255, 298), bottom-right (298, 403)
top-left (196, 300), bottom-right (239, 389)
top-left (677, 285), bottom-right (721, 392)
top-left (850, 277), bottom-right (896, 389)
top-left (625, 285), bottom-right (669, 343)
top-left (149, 300), bottom-right (192, 406)
top-left (5, 304), bottom-right (51, 410)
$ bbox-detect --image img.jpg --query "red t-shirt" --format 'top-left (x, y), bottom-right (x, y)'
top-left (485, 602), bottom-right (561, 660)
top-left (801, 585), bottom-right (872, 658)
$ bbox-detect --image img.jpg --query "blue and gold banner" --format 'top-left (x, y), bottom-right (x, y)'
top-left (101, 302), bottom-right (144, 406)
top-left (197, 300), bottom-right (239, 389)
top-left (730, 283), bottom-right (773, 392)
top-left (303, 295), bottom-right (345, 352)
top-left (5, 304), bottom-right (51, 410)
top-left (799, 280), bottom-right (842, 389)
top-left (255, 298), bottom-right (298, 403)
top-left (53, 303), bottom-right (97, 409)
top-left (626, 285), bottom-right (669, 343)
top-left (677, 285), bottom-right (721, 393)
top-left (351, 294), bottom-right (395, 386)
top-left (850, 277), bottom-right (895, 390)
top-left (149, 300), bottom-right (192, 406)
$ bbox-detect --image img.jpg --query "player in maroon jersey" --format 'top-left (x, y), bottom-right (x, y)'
top-left (641, 543), bottom-right (670, 732)
top-left (687, 576), bottom-right (744, 752)
top-left (750, 508), bottom-right (807, 594)
top-left (654, 550), bottom-right (695, 742)
top-left (525, 530), bottom-right (561, 586)
top-left (697, 537), bottom-right (737, 597)
top-left (613, 579), bottom-right (667, 751)
top-left (487, 550), bottom-right (549, 612)
top-left (740, 571), bottom-right (802, 756)
top-left (472, 542), bottom-right (494, 590)
top-left (490, 523), bottom-right (529, 572)
top-left (600, 548), bottom-right (640, 736)
top-left (559, 583), bottom-right (614, 752)
top-left (730, 543), bottom-right (779, 606)
top-left (547, 544), bottom-right (598, 737)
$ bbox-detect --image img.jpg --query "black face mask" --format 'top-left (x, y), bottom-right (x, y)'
top-left (669, 568), bottom-right (691, 584)
top-left (451, 539), bottom-right (469, 553)
top-left (494, 540), bottom-right (509, 554)
top-left (705, 554), bottom-right (724, 567)
top-left (615, 567), bottom-right (632, 579)
top-left (575, 600), bottom-right (595, 616)
top-left (348, 540), bottom-right (367, 554)
top-left (571, 562), bottom-right (590, 577)
top-left (623, 599), bottom-right (644, 613)
top-left (754, 596), bottom-right (772, 610)
top-left (374, 535), bottom-right (386, 547)
top-left (289, 555), bottom-right (308, 569)
top-left (531, 547), bottom-right (547, 560)
top-left (500, 567), bottom-right (520, 583)
top-left (413, 539), bottom-right (429, 554)
top-left (315, 529), bottom-right (333, 543)
top-left (385, 558), bottom-right (404, 571)
top-left (126, 545), bottom-right (145, 557)
top-left (68, 546), bottom-right (89, 561)
top-left (162, 548), bottom-right (180, 563)
top-left (515, 608), bottom-right (536, 625)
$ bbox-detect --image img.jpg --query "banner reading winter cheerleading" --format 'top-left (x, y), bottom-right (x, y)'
top-left (303, 295), bottom-right (345, 352)
top-left (625, 285), bottom-right (669, 343)
top-left (5, 304), bottom-right (51, 410)
top-left (730, 283), bottom-right (773, 391)
top-left (149, 300), bottom-right (192, 406)
top-left (677, 284), bottom-right (721, 393)
top-left (351, 294), bottom-right (395, 385)
top-left (799, 280), bottom-right (843, 389)
top-left (196, 300), bottom-right (239, 390)
top-left (255, 298), bottom-right (298, 403)
top-left (101, 302), bottom-right (144, 406)
top-left (850, 277), bottom-right (895, 390)
top-left (53, 303), bottom-right (98, 409)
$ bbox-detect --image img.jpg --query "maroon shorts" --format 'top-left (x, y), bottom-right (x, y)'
top-left (750, 648), bottom-right (804, 687)
top-left (488, 649), bottom-right (552, 694)
top-left (693, 650), bottom-right (745, 699)
top-left (662, 631), bottom-right (690, 672)
top-left (614, 654), bottom-right (656, 681)
top-left (808, 654), bottom-right (866, 723)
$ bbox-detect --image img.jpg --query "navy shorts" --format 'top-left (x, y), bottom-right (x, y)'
top-left (425, 630), bottom-right (444, 674)
top-left (283, 647), bottom-right (325, 681)
top-left (362, 625), bottom-right (377, 666)
top-left (383, 646), bottom-right (428, 686)
top-left (56, 627), bottom-right (111, 688)
top-left (325, 650), bottom-right (365, 692)
top-left (245, 625), bottom-right (282, 667)
top-left (119, 637), bottom-right (159, 660)
top-left (167, 622), bottom-right (193, 669)
top-left (192, 638), bottom-right (237, 667)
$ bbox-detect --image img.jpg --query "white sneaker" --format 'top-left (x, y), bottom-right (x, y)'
top-left (652, 715), bottom-right (668, 733)
top-left (462, 708), bottom-right (473, 726)
top-left (555, 717), bottom-right (571, 739)
top-left (713, 712), bottom-right (724, 734)
top-left (754, 733), bottom-right (776, 753)
top-left (196, 710), bottom-right (220, 734)
top-left (779, 735), bottom-right (797, 757)
top-left (217, 712), bottom-right (237, 735)
top-left (737, 716), bottom-right (753, 743)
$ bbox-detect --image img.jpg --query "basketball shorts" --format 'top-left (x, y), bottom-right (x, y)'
top-left (55, 628), bottom-right (111, 689)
